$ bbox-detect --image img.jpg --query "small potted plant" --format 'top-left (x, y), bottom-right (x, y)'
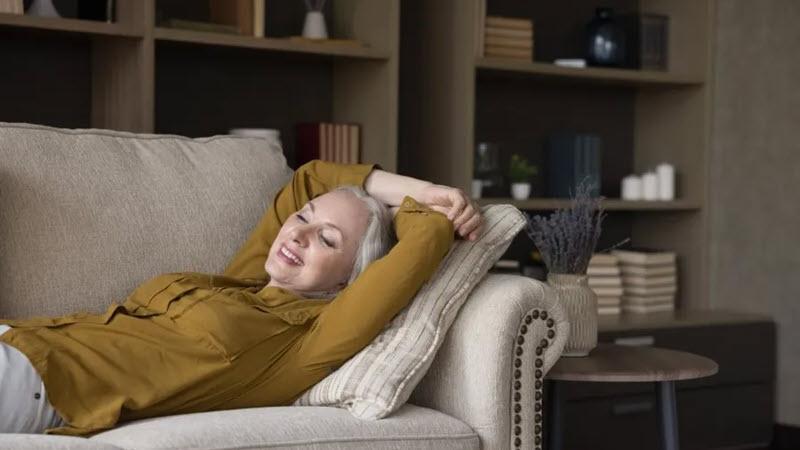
top-left (508, 154), bottom-right (538, 200)
top-left (523, 179), bottom-right (627, 357)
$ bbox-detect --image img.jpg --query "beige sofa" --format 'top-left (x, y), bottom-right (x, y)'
top-left (0, 122), bottom-right (567, 450)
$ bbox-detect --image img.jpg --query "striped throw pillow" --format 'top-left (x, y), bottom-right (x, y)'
top-left (293, 204), bottom-right (527, 419)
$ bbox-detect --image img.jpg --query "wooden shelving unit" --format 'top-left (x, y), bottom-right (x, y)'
top-left (0, 0), bottom-right (400, 171)
top-left (400, 0), bottom-right (715, 310)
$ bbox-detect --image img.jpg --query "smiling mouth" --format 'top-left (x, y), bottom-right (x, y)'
top-left (279, 245), bottom-right (304, 266)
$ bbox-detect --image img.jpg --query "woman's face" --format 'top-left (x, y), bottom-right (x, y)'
top-left (265, 190), bottom-right (369, 295)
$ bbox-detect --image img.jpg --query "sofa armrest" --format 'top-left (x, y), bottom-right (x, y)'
top-left (409, 274), bottom-right (569, 450)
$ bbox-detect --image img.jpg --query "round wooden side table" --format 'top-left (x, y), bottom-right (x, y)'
top-left (545, 343), bottom-right (718, 450)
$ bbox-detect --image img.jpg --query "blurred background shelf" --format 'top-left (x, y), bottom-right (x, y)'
top-left (477, 198), bottom-right (702, 211)
top-left (154, 26), bottom-right (389, 60)
top-left (476, 58), bottom-right (704, 86)
top-left (0, 11), bottom-right (139, 36)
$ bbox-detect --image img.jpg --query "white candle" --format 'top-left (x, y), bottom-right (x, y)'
top-left (642, 172), bottom-right (659, 200)
top-left (621, 175), bottom-right (643, 200)
top-left (656, 163), bottom-right (675, 200)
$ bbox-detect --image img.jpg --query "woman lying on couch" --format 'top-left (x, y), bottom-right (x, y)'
top-left (0, 160), bottom-right (483, 436)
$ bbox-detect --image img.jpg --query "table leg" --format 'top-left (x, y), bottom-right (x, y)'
top-left (546, 380), bottom-right (563, 450)
top-left (656, 381), bottom-right (679, 450)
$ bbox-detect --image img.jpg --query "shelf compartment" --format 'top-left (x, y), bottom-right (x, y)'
top-left (477, 197), bottom-right (701, 211)
top-left (0, 12), bottom-right (140, 37)
top-left (154, 27), bottom-right (390, 60)
top-left (476, 58), bottom-right (704, 87)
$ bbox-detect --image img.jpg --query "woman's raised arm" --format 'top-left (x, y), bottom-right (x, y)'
top-left (223, 160), bottom-right (378, 281)
top-left (365, 170), bottom-right (483, 241)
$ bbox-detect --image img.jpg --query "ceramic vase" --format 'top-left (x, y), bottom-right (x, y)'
top-left (302, 11), bottom-right (328, 39)
top-left (585, 7), bottom-right (626, 67)
top-left (510, 182), bottom-right (531, 200)
top-left (547, 273), bottom-right (597, 357)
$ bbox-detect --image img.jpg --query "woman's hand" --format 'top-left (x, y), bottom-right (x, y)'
top-left (418, 184), bottom-right (483, 241)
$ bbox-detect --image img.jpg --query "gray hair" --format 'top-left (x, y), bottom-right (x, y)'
top-left (304, 185), bottom-right (395, 299)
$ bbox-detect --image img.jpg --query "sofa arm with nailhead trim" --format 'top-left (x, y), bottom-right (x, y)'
top-left (409, 274), bottom-right (569, 450)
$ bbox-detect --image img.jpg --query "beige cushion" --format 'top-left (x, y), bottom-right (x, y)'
top-left (91, 404), bottom-right (479, 450)
top-left (0, 122), bottom-right (291, 319)
top-left (0, 435), bottom-right (121, 450)
top-left (293, 204), bottom-right (526, 419)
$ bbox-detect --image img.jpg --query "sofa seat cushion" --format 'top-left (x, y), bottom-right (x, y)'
top-left (0, 434), bottom-right (123, 450)
top-left (90, 404), bottom-right (480, 450)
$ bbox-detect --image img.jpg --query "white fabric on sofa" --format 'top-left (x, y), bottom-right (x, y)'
top-left (91, 404), bottom-right (479, 450)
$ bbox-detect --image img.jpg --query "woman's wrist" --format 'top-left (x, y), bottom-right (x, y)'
top-left (364, 169), bottom-right (433, 207)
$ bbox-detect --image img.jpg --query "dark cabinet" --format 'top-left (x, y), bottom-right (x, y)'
top-left (548, 311), bottom-right (775, 450)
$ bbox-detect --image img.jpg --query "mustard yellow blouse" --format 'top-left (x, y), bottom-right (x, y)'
top-left (0, 160), bottom-right (454, 436)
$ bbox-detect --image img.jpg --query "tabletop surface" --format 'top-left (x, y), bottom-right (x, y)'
top-left (546, 343), bottom-right (719, 382)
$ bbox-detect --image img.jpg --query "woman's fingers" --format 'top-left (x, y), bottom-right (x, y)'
top-left (453, 201), bottom-right (476, 230)
top-left (459, 213), bottom-right (483, 240)
top-left (446, 190), bottom-right (467, 221)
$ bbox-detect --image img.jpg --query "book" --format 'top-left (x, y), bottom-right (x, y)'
top-left (484, 35), bottom-right (533, 49)
top-left (620, 264), bottom-right (676, 277)
top-left (592, 286), bottom-right (624, 297)
top-left (621, 274), bottom-right (677, 287)
top-left (546, 133), bottom-right (601, 198)
top-left (623, 294), bottom-right (674, 305)
top-left (554, 58), bottom-right (587, 68)
top-left (209, 0), bottom-right (253, 35)
top-left (589, 253), bottom-right (619, 266)
top-left (598, 305), bottom-right (621, 315)
top-left (253, 0), bottom-right (265, 37)
top-left (0, 0), bottom-right (23, 14)
top-left (612, 249), bottom-right (677, 266)
top-left (588, 265), bottom-right (621, 276)
top-left (597, 296), bottom-right (621, 306)
top-left (349, 124), bottom-right (360, 164)
top-left (475, 0), bottom-right (486, 57)
top-left (588, 277), bottom-right (622, 287)
top-left (624, 284), bottom-right (677, 296)
top-left (485, 16), bottom-right (533, 31)
top-left (623, 302), bottom-right (675, 314)
top-left (295, 123), bottom-right (322, 166)
top-left (484, 46), bottom-right (532, 59)
top-left (485, 26), bottom-right (533, 39)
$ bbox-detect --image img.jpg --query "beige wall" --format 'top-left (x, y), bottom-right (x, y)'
top-left (710, 0), bottom-right (800, 426)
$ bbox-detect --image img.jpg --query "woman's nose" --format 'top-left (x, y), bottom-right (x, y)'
top-left (288, 225), bottom-right (312, 247)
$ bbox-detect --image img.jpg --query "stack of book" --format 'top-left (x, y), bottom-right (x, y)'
top-left (0, 0), bottom-right (23, 14)
top-left (295, 122), bottom-right (361, 166)
top-left (612, 249), bottom-right (678, 313)
top-left (587, 253), bottom-right (623, 315)
top-left (164, 0), bottom-right (265, 36)
top-left (482, 16), bottom-right (534, 60)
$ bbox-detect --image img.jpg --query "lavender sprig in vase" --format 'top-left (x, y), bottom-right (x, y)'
top-left (524, 181), bottom-right (606, 357)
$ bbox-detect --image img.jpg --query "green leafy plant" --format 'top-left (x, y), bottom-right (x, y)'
top-left (508, 154), bottom-right (538, 183)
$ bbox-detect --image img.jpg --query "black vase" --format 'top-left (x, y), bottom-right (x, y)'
top-left (585, 7), bottom-right (627, 67)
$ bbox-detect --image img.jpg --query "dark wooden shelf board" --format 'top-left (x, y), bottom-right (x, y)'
top-left (155, 27), bottom-right (390, 60)
top-left (476, 198), bottom-right (702, 211)
top-left (475, 58), bottom-right (704, 87)
top-left (0, 12), bottom-right (140, 37)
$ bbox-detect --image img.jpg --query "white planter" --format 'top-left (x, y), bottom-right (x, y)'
top-left (510, 182), bottom-right (531, 200)
top-left (302, 11), bottom-right (328, 39)
top-left (547, 273), bottom-right (598, 357)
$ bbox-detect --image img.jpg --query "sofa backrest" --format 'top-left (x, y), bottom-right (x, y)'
top-left (0, 122), bottom-right (292, 319)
